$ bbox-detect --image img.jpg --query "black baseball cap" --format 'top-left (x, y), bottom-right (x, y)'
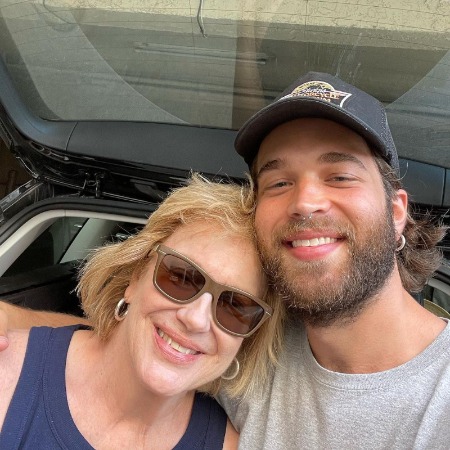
top-left (235, 71), bottom-right (399, 174)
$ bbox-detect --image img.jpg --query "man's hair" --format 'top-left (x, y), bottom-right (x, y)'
top-left (77, 174), bottom-right (284, 398)
top-left (375, 157), bottom-right (447, 293)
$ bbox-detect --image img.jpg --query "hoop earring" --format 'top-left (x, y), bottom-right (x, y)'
top-left (396, 234), bottom-right (406, 252)
top-left (221, 358), bottom-right (240, 380)
top-left (114, 298), bottom-right (129, 321)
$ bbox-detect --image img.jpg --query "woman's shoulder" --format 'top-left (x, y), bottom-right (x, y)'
top-left (0, 328), bottom-right (30, 429)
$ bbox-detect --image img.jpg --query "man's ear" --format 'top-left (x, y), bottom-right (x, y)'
top-left (392, 189), bottom-right (408, 237)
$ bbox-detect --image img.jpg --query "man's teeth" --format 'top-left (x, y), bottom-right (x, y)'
top-left (157, 329), bottom-right (198, 355)
top-left (292, 237), bottom-right (337, 248)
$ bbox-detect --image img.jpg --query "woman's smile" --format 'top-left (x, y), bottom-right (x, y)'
top-left (156, 327), bottom-right (200, 356)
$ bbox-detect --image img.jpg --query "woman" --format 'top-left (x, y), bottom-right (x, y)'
top-left (0, 175), bottom-right (283, 449)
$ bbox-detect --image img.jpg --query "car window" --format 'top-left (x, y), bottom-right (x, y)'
top-left (2, 217), bottom-right (142, 277)
top-left (427, 279), bottom-right (450, 312)
top-left (0, 210), bottom-right (146, 313)
top-left (423, 274), bottom-right (450, 317)
top-left (0, 1), bottom-right (448, 168)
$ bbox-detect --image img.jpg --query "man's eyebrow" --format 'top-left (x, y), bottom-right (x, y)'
top-left (256, 152), bottom-right (367, 179)
top-left (256, 159), bottom-right (284, 179)
top-left (319, 152), bottom-right (368, 171)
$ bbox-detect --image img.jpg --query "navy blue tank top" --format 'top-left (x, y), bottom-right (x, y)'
top-left (0, 325), bottom-right (227, 449)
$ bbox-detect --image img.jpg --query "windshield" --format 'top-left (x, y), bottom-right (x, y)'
top-left (0, 1), bottom-right (449, 166)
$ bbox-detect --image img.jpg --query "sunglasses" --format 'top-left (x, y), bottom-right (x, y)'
top-left (153, 244), bottom-right (273, 337)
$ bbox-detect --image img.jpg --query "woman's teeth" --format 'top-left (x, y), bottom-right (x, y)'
top-left (157, 328), bottom-right (199, 355)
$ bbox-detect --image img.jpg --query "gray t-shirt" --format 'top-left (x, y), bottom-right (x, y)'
top-left (220, 319), bottom-right (450, 449)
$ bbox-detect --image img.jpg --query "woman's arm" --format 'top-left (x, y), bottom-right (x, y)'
top-left (0, 301), bottom-right (89, 350)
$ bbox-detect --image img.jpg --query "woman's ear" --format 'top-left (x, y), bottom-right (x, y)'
top-left (124, 273), bottom-right (138, 304)
top-left (124, 284), bottom-right (132, 303)
top-left (124, 259), bottom-right (150, 302)
top-left (392, 188), bottom-right (408, 237)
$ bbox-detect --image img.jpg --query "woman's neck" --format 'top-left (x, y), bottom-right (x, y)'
top-left (65, 329), bottom-right (195, 449)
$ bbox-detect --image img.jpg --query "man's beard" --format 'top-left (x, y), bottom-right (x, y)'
top-left (257, 208), bottom-right (397, 328)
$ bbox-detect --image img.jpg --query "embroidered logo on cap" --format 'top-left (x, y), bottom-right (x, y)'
top-left (281, 81), bottom-right (352, 108)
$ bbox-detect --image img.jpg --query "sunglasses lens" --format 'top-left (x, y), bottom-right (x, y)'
top-left (155, 249), bottom-right (267, 337)
top-left (156, 255), bottom-right (205, 301)
top-left (216, 291), bottom-right (265, 336)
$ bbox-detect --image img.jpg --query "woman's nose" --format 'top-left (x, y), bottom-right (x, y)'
top-left (287, 177), bottom-right (331, 220)
top-left (176, 293), bottom-right (213, 333)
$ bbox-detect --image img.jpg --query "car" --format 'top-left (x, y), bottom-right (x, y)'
top-left (0, 0), bottom-right (449, 318)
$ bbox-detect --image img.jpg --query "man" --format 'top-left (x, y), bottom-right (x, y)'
top-left (1, 72), bottom-right (450, 449)
top-left (219, 72), bottom-right (450, 448)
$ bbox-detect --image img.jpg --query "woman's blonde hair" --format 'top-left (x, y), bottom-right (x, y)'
top-left (77, 174), bottom-right (283, 399)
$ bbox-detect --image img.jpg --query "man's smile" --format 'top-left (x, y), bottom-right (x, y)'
top-left (291, 237), bottom-right (338, 248)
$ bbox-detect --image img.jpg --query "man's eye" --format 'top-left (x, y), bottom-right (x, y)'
top-left (265, 180), bottom-right (291, 190)
top-left (328, 174), bottom-right (358, 183)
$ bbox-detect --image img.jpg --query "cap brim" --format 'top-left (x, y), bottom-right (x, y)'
top-left (235, 97), bottom-right (390, 168)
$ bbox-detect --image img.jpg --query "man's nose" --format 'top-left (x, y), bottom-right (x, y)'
top-left (287, 177), bottom-right (331, 220)
top-left (176, 293), bottom-right (213, 333)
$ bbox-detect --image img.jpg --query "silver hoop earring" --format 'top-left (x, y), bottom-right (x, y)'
top-left (221, 358), bottom-right (240, 380)
top-left (396, 234), bottom-right (406, 252)
top-left (114, 298), bottom-right (129, 321)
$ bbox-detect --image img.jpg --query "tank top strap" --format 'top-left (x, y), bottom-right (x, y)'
top-left (0, 327), bottom-right (53, 450)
